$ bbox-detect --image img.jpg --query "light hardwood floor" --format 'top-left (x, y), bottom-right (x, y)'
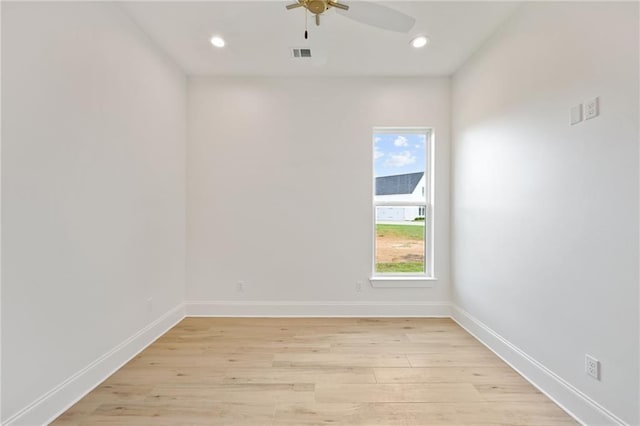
top-left (52, 318), bottom-right (576, 425)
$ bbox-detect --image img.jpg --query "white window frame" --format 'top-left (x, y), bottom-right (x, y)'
top-left (370, 127), bottom-right (436, 288)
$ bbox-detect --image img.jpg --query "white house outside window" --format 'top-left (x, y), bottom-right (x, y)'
top-left (372, 128), bottom-right (434, 283)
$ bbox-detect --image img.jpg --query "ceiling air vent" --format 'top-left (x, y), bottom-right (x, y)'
top-left (291, 48), bottom-right (312, 58)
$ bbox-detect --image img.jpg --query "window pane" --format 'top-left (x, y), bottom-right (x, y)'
top-left (375, 206), bottom-right (425, 274)
top-left (374, 133), bottom-right (427, 200)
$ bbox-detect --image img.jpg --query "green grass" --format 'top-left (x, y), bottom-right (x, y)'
top-left (376, 224), bottom-right (425, 240)
top-left (376, 262), bottom-right (424, 273)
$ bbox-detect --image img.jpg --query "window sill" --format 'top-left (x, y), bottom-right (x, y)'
top-left (369, 276), bottom-right (437, 288)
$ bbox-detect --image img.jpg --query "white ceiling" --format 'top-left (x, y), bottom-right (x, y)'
top-left (122, 1), bottom-right (520, 76)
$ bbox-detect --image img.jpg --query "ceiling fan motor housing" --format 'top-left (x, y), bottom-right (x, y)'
top-left (306, 0), bottom-right (328, 15)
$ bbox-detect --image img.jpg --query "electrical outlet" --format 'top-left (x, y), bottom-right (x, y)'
top-left (236, 281), bottom-right (245, 293)
top-left (146, 297), bottom-right (153, 313)
top-left (585, 354), bottom-right (600, 380)
top-left (355, 280), bottom-right (363, 292)
top-left (584, 97), bottom-right (599, 120)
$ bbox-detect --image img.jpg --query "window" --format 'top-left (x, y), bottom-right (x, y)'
top-left (372, 128), bottom-right (434, 283)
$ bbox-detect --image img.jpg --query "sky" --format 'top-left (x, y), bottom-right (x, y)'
top-left (374, 133), bottom-right (427, 178)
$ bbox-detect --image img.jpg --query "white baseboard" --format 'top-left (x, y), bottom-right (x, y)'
top-left (450, 305), bottom-right (627, 426)
top-left (4, 304), bottom-right (186, 426)
top-left (185, 300), bottom-right (452, 317)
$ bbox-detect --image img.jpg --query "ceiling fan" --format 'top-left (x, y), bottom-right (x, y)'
top-left (285, 0), bottom-right (416, 35)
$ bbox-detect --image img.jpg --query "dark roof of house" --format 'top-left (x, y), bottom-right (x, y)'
top-left (375, 172), bottom-right (424, 196)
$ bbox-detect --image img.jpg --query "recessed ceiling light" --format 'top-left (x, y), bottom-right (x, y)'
top-left (411, 36), bottom-right (429, 49)
top-left (210, 36), bottom-right (225, 48)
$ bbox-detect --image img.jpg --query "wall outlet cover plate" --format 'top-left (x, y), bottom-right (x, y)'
top-left (584, 97), bottom-right (599, 120)
top-left (570, 104), bottom-right (583, 125)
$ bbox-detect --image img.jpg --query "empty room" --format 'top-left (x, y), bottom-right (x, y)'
top-left (1, 1), bottom-right (638, 425)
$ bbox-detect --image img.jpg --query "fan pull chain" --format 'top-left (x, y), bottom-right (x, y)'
top-left (304, 8), bottom-right (308, 39)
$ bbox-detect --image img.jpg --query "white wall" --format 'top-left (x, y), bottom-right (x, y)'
top-left (1, 2), bottom-right (186, 422)
top-left (187, 77), bottom-right (450, 308)
top-left (452, 2), bottom-right (639, 424)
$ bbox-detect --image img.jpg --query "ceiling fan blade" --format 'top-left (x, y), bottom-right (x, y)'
top-left (328, 1), bottom-right (349, 11)
top-left (286, 2), bottom-right (303, 10)
top-left (336, 1), bottom-right (416, 33)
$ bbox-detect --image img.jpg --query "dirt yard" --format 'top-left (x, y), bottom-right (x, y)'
top-left (376, 235), bottom-right (424, 263)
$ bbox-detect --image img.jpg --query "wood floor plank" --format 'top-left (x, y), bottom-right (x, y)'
top-left (406, 332), bottom-right (480, 344)
top-left (373, 367), bottom-right (524, 384)
top-left (273, 352), bottom-right (411, 368)
top-left (127, 352), bottom-right (275, 368)
top-left (222, 367), bottom-right (377, 384)
top-left (71, 384), bottom-right (153, 405)
top-left (273, 402), bottom-right (460, 425)
top-left (407, 352), bottom-right (508, 368)
top-left (148, 383), bottom-right (316, 404)
top-left (473, 383), bottom-right (551, 402)
top-left (314, 383), bottom-right (485, 403)
top-left (492, 401), bottom-right (579, 425)
top-left (104, 366), bottom-right (228, 386)
top-left (51, 318), bottom-right (577, 425)
top-left (274, 401), bottom-right (577, 425)
top-left (83, 402), bottom-right (275, 426)
top-left (290, 332), bottom-right (411, 344)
